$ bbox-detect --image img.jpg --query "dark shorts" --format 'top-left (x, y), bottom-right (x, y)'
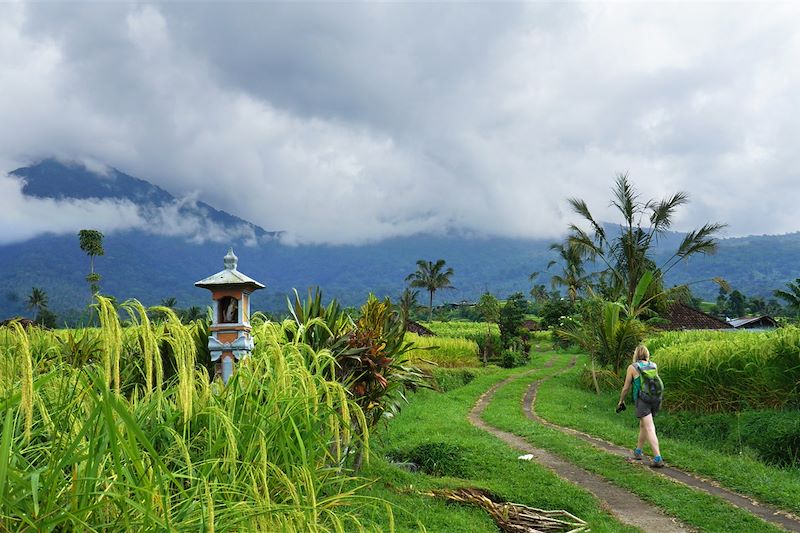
top-left (636, 396), bottom-right (661, 418)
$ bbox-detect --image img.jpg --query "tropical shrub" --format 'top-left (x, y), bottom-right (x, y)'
top-left (539, 297), bottom-right (577, 329)
top-left (498, 292), bottom-right (527, 349)
top-left (391, 441), bottom-right (472, 478)
top-left (557, 297), bottom-right (646, 373)
top-left (500, 348), bottom-right (528, 369)
top-left (341, 295), bottom-right (430, 470)
top-left (474, 333), bottom-right (503, 361)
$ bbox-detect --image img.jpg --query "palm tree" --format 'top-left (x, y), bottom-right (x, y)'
top-left (160, 297), bottom-right (178, 309)
top-left (406, 259), bottom-right (455, 322)
top-left (26, 287), bottom-right (48, 320)
top-left (181, 306), bottom-right (205, 323)
top-left (78, 229), bottom-right (104, 294)
top-left (547, 242), bottom-right (593, 302)
top-left (566, 173), bottom-right (725, 310)
top-left (774, 278), bottom-right (800, 317)
top-left (528, 272), bottom-right (549, 304)
top-left (398, 288), bottom-right (420, 324)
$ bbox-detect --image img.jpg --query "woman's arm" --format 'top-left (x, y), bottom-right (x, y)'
top-left (618, 365), bottom-right (634, 405)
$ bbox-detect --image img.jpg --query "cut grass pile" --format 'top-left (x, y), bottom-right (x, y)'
top-left (356, 353), bottom-right (639, 533)
top-left (481, 353), bottom-right (793, 533)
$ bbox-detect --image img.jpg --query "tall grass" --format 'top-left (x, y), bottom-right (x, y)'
top-left (0, 297), bottom-right (390, 532)
top-left (405, 332), bottom-right (480, 368)
top-left (649, 327), bottom-right (800, 411)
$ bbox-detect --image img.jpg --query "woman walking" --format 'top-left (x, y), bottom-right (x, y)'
top-left (617, 345), bottom-right (665, 468)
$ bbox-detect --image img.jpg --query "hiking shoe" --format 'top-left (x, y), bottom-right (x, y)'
top-left (650, 457), bottom-right (665, 468)
top-left (632, 448), bottom-right (643, 460)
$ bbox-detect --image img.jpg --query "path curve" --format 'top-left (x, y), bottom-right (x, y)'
top-left (468, 356), bottom-right (691, 533)
top-left (523, 362), bottom-right (800, 533)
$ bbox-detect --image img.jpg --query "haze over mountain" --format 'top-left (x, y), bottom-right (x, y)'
top-left (7, 159), bottom-right (276, 246)
top-left (1, 160), bottom-right (799, 322)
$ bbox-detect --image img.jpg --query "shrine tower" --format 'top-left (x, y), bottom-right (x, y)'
top-left (195, 248), bottom-right (265, 383)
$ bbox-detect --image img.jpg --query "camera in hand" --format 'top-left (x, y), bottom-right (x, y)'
top-left (615, 402), bottom-right (626, 413)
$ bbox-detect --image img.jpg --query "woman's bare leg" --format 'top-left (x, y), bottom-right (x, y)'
top-left (640, 414), bottom-right (661, 457)
top-left (637, 419), bottom-right (647, 450)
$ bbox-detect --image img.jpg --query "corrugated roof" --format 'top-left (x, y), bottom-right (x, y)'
top-left (728, 316), bottom-right (778, 328)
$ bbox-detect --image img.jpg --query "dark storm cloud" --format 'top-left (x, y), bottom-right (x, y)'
top-left (1, 2), bottom-right (800, 244)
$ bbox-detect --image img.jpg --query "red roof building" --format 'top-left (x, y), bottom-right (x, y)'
top-left (657, 302), bottom-right (732, 331)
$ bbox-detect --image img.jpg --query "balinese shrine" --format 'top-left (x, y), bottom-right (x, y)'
top-left (195, 248), bottom-right (264, 383)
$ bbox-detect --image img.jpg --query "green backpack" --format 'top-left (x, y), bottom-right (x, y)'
top-left (635, 361), bottom-right (664, 402)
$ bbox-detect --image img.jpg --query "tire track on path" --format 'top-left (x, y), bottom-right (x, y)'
top-left (523, 359), bottom-right (800, 533)
top-left (468, 356), bottom-right (691, 533)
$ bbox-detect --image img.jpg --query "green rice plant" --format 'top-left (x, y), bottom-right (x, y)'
top-left (646, 329), bottom-right (741, 354)
top-left (122, 299), bottom-right (163, 394)
top-left (96, 295), bottom-right (122, 395)
top-left (653, 327), bottom-right (800, 411)
top-left (426, 321), bottom-right (498, 339)
top-left (0, 299), bottom-right (394, 532)
top-left (405, 332), bottom-right (480, 368)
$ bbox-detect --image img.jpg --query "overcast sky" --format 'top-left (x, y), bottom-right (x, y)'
top-left (2, 2), bottom-right (800, 245)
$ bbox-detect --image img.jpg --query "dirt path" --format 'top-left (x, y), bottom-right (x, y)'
top-left (468, 357), bottom-right (692, 533)
top-left (523, 360), bottom-right (800, 533)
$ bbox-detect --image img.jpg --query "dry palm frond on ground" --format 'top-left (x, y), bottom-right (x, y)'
top-left (424, 488), bottom-right (590, 532)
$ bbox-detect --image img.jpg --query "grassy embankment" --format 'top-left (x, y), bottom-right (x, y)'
top-left (355, 353), bottom-right (639, 533)
top-left (481, 352), bottom-right (797, 532)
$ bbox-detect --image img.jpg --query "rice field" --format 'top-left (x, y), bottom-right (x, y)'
top-left (405, 332), bottom-right (480, 368)
top-left (647, 327), bottom-right (800, 411)
top-left (425, 321), bottom-right (499, 339)
top-left (0, 297), bottom-right (389, 532)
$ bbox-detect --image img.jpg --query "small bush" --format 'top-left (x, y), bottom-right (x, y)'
top-left (738, 411), bottom-right (800, 466)
top-left (658, 409), bottom-right (800, 467)
top-left (501, 349), bottom-right (528, 368)
top-left (395, 442), bottom-right (472, 478)
top-left (429, 368), bottom-right (476, 392)
top-left (475, 334), bottom-right (503, 361)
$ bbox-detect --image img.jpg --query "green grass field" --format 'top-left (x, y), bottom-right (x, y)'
top-left (530, 355), bottom-right (800, 515)
top-left (480, 353), bottom-right (792, 533)
top-left (357, 354), bottom-right (639, 532)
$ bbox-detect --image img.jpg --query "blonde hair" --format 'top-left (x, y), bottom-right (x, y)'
top-left (632, 345), bottom-right (650, 364)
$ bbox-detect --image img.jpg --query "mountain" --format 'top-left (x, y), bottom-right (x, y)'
top-left (2, 160), bottom-right (799, 322)
top-left (11, 159), bottom-right (279, 241)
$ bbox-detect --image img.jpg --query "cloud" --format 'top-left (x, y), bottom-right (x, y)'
top-left (1, 2), bottom-right (800, 244)
top-left (0, 173), bottom-right (261, 246)
top-left (0, 174), bottom-right (142, 245)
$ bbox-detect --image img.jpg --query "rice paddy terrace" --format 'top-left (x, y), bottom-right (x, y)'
top-left (2, 312), bottom-right (799, 532)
